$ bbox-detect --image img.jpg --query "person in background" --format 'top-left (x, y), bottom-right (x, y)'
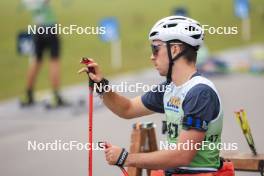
top-left (20, 0), bottom-right (66, 107)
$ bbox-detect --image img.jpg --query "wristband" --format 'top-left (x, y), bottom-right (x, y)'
top-left (115, 148), bottom-right (128, 167)
top-left (94, 78), bottom-right (109, 95)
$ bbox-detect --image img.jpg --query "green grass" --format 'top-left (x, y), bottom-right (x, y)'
top-left (0, 0), bottom-right (264, 100)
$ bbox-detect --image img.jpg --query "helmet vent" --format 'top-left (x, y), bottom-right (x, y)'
top-left (150, 31), bottom-right (159, 37)
top-left (163, 23), bottom-right (178, 28)
top-left (191, 34), bottom-right (201, 39)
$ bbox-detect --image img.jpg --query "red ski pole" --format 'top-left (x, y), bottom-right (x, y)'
top-left (80, 57), bottom-right (95, 176)
top-left (80, 58), bottom-right (129, 176)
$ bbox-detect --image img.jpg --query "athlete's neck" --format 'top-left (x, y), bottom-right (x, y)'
top-left (171, 59), bottom-right (197, 86)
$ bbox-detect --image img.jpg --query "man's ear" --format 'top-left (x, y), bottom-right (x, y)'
top-left (171, 45), bottom-right (181, 58)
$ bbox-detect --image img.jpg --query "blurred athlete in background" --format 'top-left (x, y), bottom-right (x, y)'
top-left (20, 0), bottom-right (66, 107)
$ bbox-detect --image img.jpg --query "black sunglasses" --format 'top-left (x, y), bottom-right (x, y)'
top-left (151, 43), bottom-right (182, 56)
top-left (151, 43), bottom-right (165, 56)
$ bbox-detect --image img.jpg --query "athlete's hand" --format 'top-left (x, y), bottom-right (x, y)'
top-left (104, 143), bottom-right (123, 165)
top-left (78, 58), bottom-right (103, 83)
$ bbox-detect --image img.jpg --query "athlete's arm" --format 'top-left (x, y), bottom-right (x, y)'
top-left (106, 129), bottom-right (205, 169)
top-left (78, 59), bottom-right (155, 119)
top-left (127, 130), bottom-right (205, 169)
top-left (102, 80), bottom-right (167, 119)
top-left (102, 94), bottom-right (154, 119)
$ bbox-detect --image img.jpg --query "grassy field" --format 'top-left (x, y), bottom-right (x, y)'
top-left (0, 0), bottom-right (264, 100)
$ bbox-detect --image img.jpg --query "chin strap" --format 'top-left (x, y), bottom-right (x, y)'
top-left (165, 41), bottom-right (188, 83)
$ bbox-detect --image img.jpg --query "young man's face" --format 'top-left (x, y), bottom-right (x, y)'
top-left (150, 40), bottom-right (169, 76)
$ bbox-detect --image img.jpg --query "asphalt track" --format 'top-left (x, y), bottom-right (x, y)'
top-left (0, 65), bottom-right (263, 175)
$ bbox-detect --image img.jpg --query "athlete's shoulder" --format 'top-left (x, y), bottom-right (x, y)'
top-left (183, 83), bottom-right (220, 123)
top-left (189, 72), bottom-right (217, 91)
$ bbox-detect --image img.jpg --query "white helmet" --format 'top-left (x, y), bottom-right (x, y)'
top-left (149, 16), bottom-right (204, 49)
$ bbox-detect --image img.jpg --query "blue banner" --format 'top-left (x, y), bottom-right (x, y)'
top-left (99, 17), bottom-right (119, 42)
top-left (234, 0), bottom-right (249, 19)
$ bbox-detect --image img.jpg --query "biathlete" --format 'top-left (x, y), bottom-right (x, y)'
top-left (79, 16), bottom-right (234, 176)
